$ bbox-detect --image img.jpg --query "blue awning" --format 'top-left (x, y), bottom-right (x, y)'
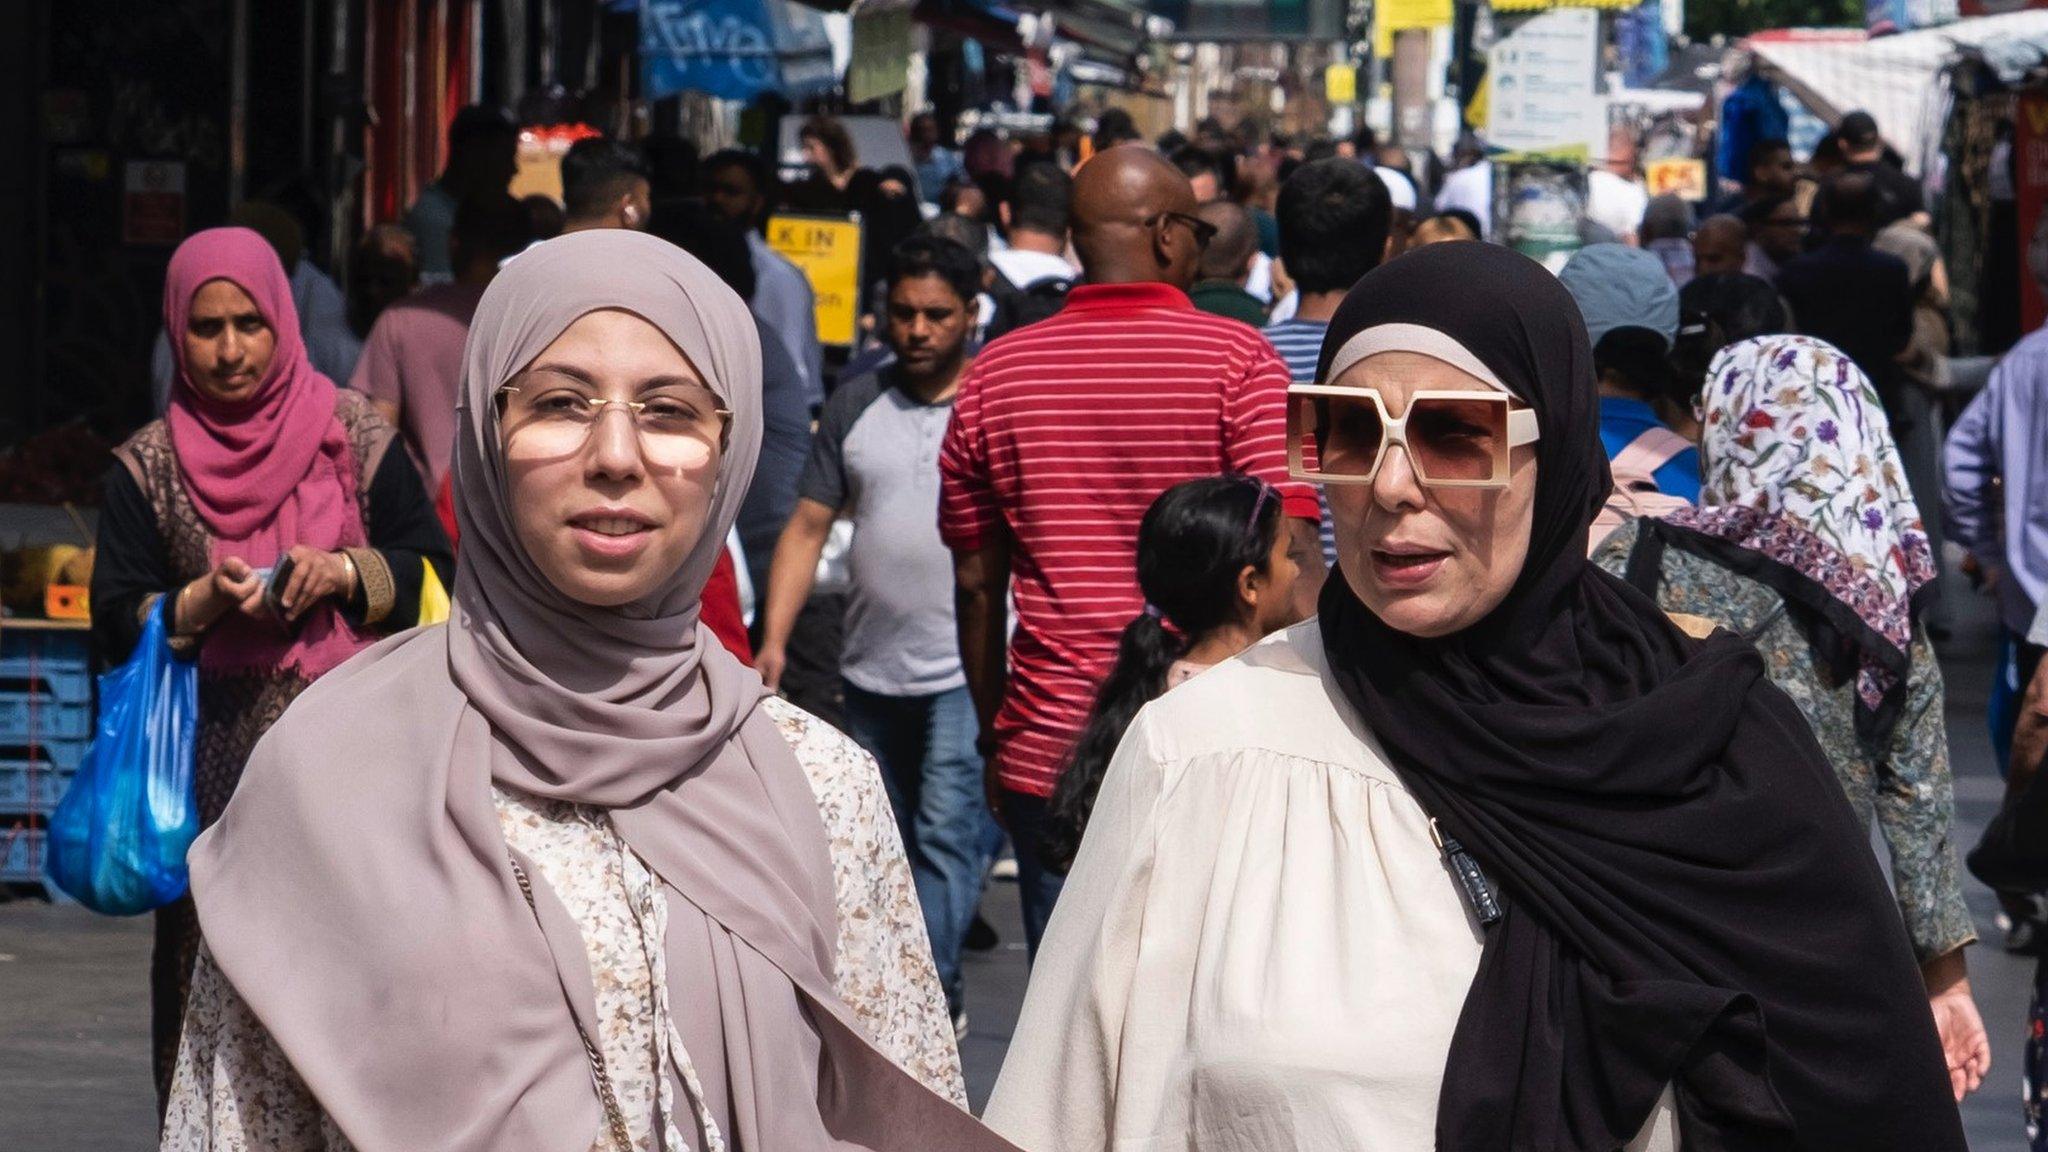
top-left (639, 0), bottom-right (839, 102)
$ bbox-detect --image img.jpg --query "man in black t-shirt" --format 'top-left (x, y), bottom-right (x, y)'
top-left (1779, 174), bottom-right (1913, 396)
top-left (1780, 173), bottom-right (1949, 610)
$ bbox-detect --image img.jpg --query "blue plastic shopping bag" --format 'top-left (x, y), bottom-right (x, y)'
top-left (46, 596), bottom-right (199, 914)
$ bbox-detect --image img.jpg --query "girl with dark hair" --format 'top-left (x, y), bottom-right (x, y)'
top-left (1042, 476), bottom-right (1304, 872)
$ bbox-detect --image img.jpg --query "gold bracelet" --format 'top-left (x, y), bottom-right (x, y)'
top-left (174, 583), bottom-right (191, 634)
top-left (339, 551), bottom-right (359, 601)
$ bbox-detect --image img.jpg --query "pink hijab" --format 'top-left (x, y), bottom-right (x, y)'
top-left (162, 227), bottom-right (368, 676)
top-left (188, 232), bottom-right (1013, 1151)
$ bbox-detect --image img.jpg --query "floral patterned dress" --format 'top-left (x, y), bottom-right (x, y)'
top-left (160, 697), bottom-right (966, 1151)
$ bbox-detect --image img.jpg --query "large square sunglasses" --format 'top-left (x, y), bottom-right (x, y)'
top-left (1287, 384), bottom-right (1541, 489)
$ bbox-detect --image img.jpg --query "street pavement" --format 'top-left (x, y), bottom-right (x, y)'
top-left (0, 579), bottom-right (2039, 1150)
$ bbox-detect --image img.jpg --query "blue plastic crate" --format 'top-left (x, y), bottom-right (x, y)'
top-left (0, 653), bottom-right (91, 704)
top-left (0, 736), bottom-right (88, 773)
top-left (0, 691), bottom-right (92, 743)
top-left (0, 629), bottom-right (90, 656)
top-left (0, 826), bottom-right (46, 884)
top-left (0, 627), bottom-right (91, 688)
top-left (0, 759), bottom-right (74, 815)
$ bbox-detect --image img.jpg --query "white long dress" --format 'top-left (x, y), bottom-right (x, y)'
top-left (985, 621), bottom-right (1680, 1152)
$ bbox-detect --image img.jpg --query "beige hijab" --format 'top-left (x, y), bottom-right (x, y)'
top-left (189, 231), bottom-right (1008, 1150)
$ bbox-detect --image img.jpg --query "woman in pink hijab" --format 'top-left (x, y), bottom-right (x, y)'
top-left (159, 230), bottom-right (1014, 1151)
top-left (89, 226), bottom-right (452, 1107)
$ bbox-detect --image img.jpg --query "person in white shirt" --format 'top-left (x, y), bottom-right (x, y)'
top-left (989, 161), bottom-right (1077, 291)
top-left (1434, 157), bottom-right (1495, 237)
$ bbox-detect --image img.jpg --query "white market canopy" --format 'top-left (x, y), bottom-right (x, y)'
top-left (1748, 9), bottom-right (2048, 176)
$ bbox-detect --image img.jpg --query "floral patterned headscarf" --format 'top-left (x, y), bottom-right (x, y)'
top-left (1661, 334), bottom-right (1938, 744)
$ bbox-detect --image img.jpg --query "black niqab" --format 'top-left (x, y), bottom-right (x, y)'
top-left (1313, 242), bottom-right (1962, 1150)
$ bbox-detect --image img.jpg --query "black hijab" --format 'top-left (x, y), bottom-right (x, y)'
top-left (1313, 243), bottom-right (1962, 1151)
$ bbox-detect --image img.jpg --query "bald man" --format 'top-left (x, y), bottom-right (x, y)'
top-left (1692, 215), bottom-right (1749, 278)
top-left (1067, 147), bottom-right (1209, 290)
top-left (939, 146), bottom-right (1323, 955)
top-left (1187, 200), bottom-right (1266, 325)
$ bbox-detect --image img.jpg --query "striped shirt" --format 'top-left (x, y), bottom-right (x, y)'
top-left (940, 282), bottom-right (1318, 798)
top-left (1262, 318), bottom-right (1327, 383)
top-left (1264, 317), bottom-right (1340, 569)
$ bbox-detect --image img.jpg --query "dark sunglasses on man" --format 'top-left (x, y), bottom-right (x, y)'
top-left (1148, 210), bottom-right (1218, 251)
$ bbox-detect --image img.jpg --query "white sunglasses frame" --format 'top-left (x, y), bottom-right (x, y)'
top-left (1286, 383), bottom-right (1542, 489)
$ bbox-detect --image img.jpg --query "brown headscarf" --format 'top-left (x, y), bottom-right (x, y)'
top-left (188, 231), bottom-right (1009, 1150)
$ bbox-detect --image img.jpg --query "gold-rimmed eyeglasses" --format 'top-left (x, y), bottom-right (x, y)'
top-left (495, 374), bottom-right (732, 468)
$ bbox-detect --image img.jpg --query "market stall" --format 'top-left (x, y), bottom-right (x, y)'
top-left (1748, 10), bottom-right (2048, 176)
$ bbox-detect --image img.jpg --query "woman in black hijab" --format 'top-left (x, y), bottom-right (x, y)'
top-left (1315, 242), bottom-right (1962, 1147)
top-left (985, 240), bottom-right (1962, 1152)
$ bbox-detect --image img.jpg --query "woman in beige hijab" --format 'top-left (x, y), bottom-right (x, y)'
top-left (160, 230), bottom-right (1015, 1152)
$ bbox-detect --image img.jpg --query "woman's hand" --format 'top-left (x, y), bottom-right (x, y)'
top-left (179, 557), bottom-right (262, 633)
top-left (1922, 949), bottom-right (1990, 1101)
top-left (276, 546), bottom-right (357, 621)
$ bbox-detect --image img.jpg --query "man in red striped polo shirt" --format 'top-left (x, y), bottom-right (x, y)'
top-left (940, 148), bottom-right (1321, 957)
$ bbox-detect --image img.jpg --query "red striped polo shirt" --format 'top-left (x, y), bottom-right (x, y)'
top-left (939, 281), bottom-right (1318, 798)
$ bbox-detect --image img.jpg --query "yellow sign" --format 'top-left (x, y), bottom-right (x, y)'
top-left (1492, 0), bottom-right (1642, 11)
top-left (1325, 63), bottom-right (1358, 105)
top-left (1645, 157), bottom-right (1709, 201)
top-left (766, 214), bottom-right (866, 348)
top-left (1374, 0), bottom-right (1452, 57)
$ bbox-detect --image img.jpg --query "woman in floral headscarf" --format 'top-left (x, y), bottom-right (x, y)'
top-left (1593, 333), bottom-right (1988, 1102)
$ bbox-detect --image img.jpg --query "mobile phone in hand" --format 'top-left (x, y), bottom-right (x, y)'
top-left (263, 555), bottom-right (299, 625)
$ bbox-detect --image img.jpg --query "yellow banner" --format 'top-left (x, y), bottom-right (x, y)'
top-left (1325, 63), bottom-right (1357, 105)
top-left (766, 214), bottom-right (866, 348)
top-left (1491, 0), bottom-right (1641, 11)
top-left (1374, 0), bottom-right (1452, 57)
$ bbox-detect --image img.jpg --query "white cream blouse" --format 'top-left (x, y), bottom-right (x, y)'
top-left (985, 621), bottom-right (1680, 1152)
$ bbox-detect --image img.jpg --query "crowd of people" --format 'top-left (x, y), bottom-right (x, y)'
top-left (92, 96), bottom-right (2048, 1150)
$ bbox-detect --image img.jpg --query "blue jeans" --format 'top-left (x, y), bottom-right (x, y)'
top-left (999, 787), bottom-right (1068, 963)
top-left (841, 682), bottom-right (997, 1014)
